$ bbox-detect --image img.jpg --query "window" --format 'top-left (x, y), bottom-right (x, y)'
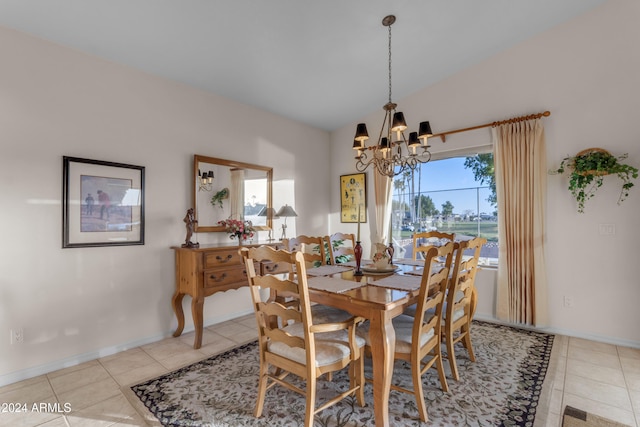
top-left (390, 148), bottom-right (498, 266)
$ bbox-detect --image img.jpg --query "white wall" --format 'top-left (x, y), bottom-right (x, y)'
top-left (330, 0), bottom-right (640, 346)
top-left (0, 26), bottom-right (330, 385)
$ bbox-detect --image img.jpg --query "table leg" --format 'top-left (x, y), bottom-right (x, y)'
top-left (368, 311), bottom-right (395, 427)
top-left (191, 296), bottom-right (204, 349)
top-left (171, 291), bottom-right (185, 337)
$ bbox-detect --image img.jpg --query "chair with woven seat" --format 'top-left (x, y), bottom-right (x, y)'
top-left (282, 235), bottom-right (327, 268)
top-left (357, 242), bottom-right (454, 423)
top-left (325, 232), bottom-right (356, 265)
top-left (412, 230), bottom-right (454, 260)
top-left (240, 246), bottom-right (365, 426)
top-left (442, 236), bottom-right (486, 381)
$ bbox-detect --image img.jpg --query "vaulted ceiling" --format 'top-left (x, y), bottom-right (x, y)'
top-left (0, 0), bottom-right (606, 131)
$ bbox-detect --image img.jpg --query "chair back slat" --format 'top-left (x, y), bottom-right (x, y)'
top-left (326, 233), bottom-right (356, 264)
top-left (282, 235), bottom-right (327, 267)
top-left (412, 231), bottom-right (455, 260)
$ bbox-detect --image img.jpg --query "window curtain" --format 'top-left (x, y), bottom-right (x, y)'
top-left (373, 168), bottom-right (392, 255)
top-left (230, 168), bottom-right (245, 220)
top-left (493, 119), bottom-right (548, 326)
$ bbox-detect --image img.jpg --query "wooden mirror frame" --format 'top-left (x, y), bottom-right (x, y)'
top-left (193, 154), bottom-right (273, 232)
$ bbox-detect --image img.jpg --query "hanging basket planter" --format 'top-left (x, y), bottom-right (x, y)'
top-left (550, 147), bottom-right (638, 213)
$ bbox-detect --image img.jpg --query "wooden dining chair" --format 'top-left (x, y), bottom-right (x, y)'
top-left (282, 235), bottom-right (327, 268)
top-left (240, 246), bottom-right (365, 426)
top-left (357, 242), bottom-right (455, 422)
top-left (412, 230), bottom-right (454, 260)
top-left (442, 236), bottom-right (486, 381)
top-left (325, 232), bottom-right (356, 265)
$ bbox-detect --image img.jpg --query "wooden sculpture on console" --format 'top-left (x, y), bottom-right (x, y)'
top-left (182, 208), bottom-right (199, 248)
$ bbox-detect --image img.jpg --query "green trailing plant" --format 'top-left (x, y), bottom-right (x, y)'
top-left (211, 188), bottom-right (229, 209)
top-left (551, 148), bottom-right (638, 213)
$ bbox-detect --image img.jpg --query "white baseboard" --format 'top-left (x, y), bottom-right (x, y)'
top-left (473, 314), bottom-right (640, 349)
top-left (0, 309), bottom-right (254, 388)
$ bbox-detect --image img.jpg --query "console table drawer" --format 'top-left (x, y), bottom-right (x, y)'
top-left (204, 266), bottom-right (248, 288)
top-left (203, 249), bottom-right (242, 268)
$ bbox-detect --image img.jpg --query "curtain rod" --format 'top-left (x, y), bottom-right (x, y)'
top-left (431, 110), bottom-right (551, 143)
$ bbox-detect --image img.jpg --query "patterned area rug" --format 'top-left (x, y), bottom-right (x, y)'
top-left (127, 321), bottom-right (553, 426)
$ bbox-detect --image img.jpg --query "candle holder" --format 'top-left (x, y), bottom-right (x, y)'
top-left (354, 241), bottom-right (363, 276)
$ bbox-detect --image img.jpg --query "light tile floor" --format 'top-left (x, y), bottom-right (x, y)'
top-left (0, 316), bottom-right (638, 427)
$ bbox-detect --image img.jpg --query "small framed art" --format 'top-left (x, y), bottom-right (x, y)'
top-left (62, 156), bottom-right (145, 248)
top-left (340, 172), bottom-right (366, 223)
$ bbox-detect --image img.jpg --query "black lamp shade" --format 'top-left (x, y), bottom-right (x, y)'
top-left (354, 123), bottom-right (369, 142)
top-left (379, 137), bottom-right (390, 151)
top-left (408, 132), bottom-right (420, 146)
top-left (418, 121), bottom-right (433, 138)
top-left (391, 112), bottom-right (407, 132)
top-left (353, 139), bottom-right (364, 150)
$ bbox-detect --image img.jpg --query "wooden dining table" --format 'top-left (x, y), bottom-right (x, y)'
top-left (305, 261), bottom-right (425, 427)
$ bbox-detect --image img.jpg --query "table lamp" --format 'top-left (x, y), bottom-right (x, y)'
top-left (275, 204), bottom-right (297, 240)
top-left (257, 206), bottom-right (279, 242)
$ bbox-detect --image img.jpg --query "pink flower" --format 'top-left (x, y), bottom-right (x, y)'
top-left (217, 218), bottom-right (255, 240)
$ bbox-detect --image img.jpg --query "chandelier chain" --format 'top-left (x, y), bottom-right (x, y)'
top-left (388, 24), bottom-right (392, 105)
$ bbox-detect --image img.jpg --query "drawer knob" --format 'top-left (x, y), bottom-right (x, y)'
top-left (209, 273), bottom-right (227, 282)
top-left (216, 254), bottom-right (233, 263)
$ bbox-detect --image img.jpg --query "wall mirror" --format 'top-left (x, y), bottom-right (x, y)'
top-left (193, 154), bottom-right (273, 232)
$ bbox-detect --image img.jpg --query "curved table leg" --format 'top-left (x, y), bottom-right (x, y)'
top-left (191, 296), bottom-right (204, 349)
top-left (368, 311), bottom-right (395, 427)
top-left (171, 291), bottom-right (185, 337)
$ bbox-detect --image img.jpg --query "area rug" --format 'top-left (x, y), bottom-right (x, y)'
top-left (126, 321), bottom-right (554, 426)
top-left (562, 406), bottom-right (632, 427)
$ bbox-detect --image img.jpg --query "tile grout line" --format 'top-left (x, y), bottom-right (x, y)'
top-left (617, 346), bottom-right (639, 427)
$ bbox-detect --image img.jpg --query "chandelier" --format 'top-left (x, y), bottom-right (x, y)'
top-left (353, 15), bottom-right (433, 178)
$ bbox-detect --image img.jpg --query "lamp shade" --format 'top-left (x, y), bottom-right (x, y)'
top-left (418, 121), bottom-right (433, 138)
top-left (391, 112), bottom-right (407, 132)
top-left (276, 204), bottom-right (298, 217)
top-left (408, 132), bottom-right (420, 147)
top-left (354, 123), bottom-right (369, 142)
top-left (257, 207), bottom-right (278, 218)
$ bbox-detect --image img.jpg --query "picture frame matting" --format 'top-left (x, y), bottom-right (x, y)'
top-left (62, 156), bottom-right (145, 248)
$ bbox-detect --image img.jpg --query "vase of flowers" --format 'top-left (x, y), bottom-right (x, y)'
top-left (217, 218), bottom-right (255, 245)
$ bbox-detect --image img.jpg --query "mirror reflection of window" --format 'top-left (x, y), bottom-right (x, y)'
top-left (230, 168), bottom-right (245, 220)
top-left (244, 178), bottom-right (268, 226)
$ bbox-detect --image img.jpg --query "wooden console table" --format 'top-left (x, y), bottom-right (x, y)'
top-left (171, 241), bottom-right (281, 348)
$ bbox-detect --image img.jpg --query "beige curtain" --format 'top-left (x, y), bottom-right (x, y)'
top-left (230, 168), bottom-right (245, 220)
top-left (373, 168), bottom-right (392, 255)
top-left (493, 119), bottom-right (548, 326)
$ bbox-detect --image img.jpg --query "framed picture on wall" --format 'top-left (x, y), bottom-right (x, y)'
top-left (62, 156), bottom-right (145, 248)
top-left (340, 172), bottom-right (366, 223)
